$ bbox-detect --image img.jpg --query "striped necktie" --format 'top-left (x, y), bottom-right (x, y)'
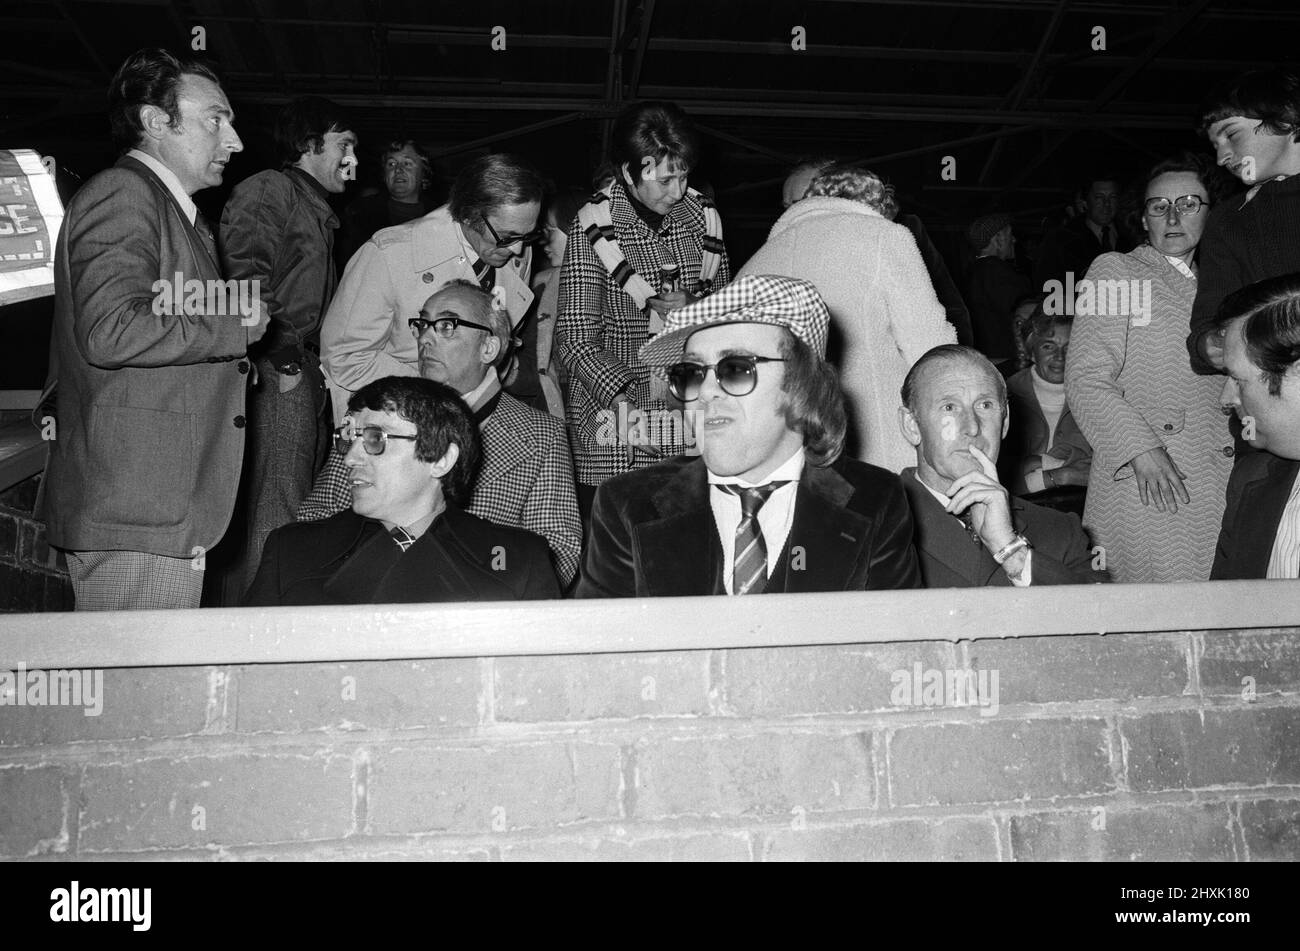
top-left (473, 259), bottom-right (495, 292)
top-left (718, 482), bottom-right (789, 595)
top-left (389, 526), bottom-right (417, 552)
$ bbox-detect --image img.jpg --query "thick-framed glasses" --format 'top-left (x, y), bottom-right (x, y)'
top-left (334, 423), bottom-right (418, 456)
top-left (1144, 195), bottom-right (1209, 217)
top-left (666, 355), bottom-right (787, 402)
top-left (480, 214), bottom-right (545, 249)
top-left (409, 316), bottom-right (493, 338)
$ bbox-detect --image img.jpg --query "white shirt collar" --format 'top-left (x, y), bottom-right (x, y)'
top-left (460, 368), bottom-right (498, 410)
top-left (127, 149), bottom-right (197, 225)
top-left (913, 469), bottom-right (954, 508)
top-left (708, 445), bottom-right (806, 487)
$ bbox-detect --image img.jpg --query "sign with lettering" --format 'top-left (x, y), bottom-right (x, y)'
top-left (0, 148), bottom-right (63, 305)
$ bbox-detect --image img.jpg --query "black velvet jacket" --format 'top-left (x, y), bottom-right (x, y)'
top-left (244, 505), bottom-right (560, 605)
top-left (574, 454), bottom-right (922, 598)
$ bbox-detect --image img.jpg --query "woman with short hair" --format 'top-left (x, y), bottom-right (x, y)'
top-left (1066, 153), bottom-right (1235, 582)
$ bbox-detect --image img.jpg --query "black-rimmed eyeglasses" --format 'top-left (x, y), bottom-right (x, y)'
top-left (666, 355), bottom-right (787, 402)
top-left (334, 423), bottom-right (418, 456)
top-left (480, 214), bottom-right (545, 249)
top-left (1144, 195), bottom-right (1209, 217)
top-left (409, 316), bottom-right (493, 338)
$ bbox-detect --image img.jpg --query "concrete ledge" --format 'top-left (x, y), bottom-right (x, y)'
top-left (1, 579), bottom-right (1298, 669)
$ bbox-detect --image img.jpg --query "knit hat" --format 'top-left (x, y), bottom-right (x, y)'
top-left (638, 274), bottom-right (830, 378)
top-left (967, 213), bottom-right (1012, 251)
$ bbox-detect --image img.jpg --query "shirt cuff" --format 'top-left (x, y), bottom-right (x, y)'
top-left (1009, 550), bottom-right (1033, 587)
top-left (1025, 469), bottom-right (1047, 493)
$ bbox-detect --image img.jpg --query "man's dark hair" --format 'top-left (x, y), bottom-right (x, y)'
top-left (1080, 174), bottom-right (1122, 197)
top-left (901, 345), bottom-right (1008, 415)
top-left (610, 101), bottom-right (701, 184)
top-left (1199, 68), bottom-right (1300, 142)
top-left (448, 153), bottom-right (547, 223)
top-left (107, 48), bottom-right (222, 153)
top-left (274, 96), bottom-right (354, 166)
top-left (1213, 272), bottom-right (1300, 397)
top-left (346, 377), bottom-right (481, 507)
top-left (776, 330), bottom-right (847, 467)
top-left (381, 138), bottom-right (434, 190)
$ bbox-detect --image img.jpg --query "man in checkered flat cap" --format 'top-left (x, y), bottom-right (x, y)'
top-left (574, 274), bottom-right (921, 598)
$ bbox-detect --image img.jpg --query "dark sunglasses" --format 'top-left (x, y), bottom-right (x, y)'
top-left (480, 214), bottom-right (545, 249)
top-left (666, 355), bottom-right (786, 402)
top-left (409, 315), bottom-right (493, 338)
top-left (334, 423), bottom-right (418, 456)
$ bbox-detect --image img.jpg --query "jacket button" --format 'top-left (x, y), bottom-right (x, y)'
top-left (1222, 446), bottom-right (1234, 457)
top-left (422, 272), bottom-right (434, 283)
top-left (237, 360), bottom-right (250, 374)
top-left (1163, 423), bottom-right (1174, 431)
top-left (234, 415), bottom-right (246, 428)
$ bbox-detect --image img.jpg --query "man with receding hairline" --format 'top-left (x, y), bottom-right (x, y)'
top-left (40, 47), bottom-right (265, 610)
top-left (898, 345), bottom-right (1107, 588)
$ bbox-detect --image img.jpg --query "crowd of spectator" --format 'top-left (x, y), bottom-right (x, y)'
top-left (36, 48), bottom-right (1300, 609)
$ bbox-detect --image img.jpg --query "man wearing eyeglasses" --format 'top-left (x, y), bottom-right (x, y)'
top-left (575, 274), bottom-right (921, 598)
top-left (320, 153), bottom-right (544, 422)
top-left (298, 280), bottom-right (581, 587)
top-left (245, 376), bottom-right (560, 605)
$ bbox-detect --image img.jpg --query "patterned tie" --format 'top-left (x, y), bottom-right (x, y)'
top-left (194, 209), bottom-right (216, 249)
top-left (718, 482), bottom-right (789, 595)
top-left (389, 526), bottom-right (417, 552)
top-left (473, 259), bottom-right (495, 292)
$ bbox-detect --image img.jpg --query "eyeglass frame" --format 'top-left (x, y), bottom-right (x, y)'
top-left (479, 214), bottom-right (545, 249)
top-left (334, 421), bottom-right (419, 456)
top-left (1143, 194), bottom-right (1210, 217)
top-left (409, 315), bottom-right (494, 339)
top-left (665, 355), bottom-right (787, 402)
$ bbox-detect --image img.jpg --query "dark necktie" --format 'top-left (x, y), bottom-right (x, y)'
top-left (194, 209), bottom-right (215, 249)
top-left (389, 526), bottom-right (417, 552)
top-left (718, 482), bottom-right (789, 595)
top-left (473, 259), bottom-right (495, 292)
top-left (954, 509), bottom-right (982, 545)
top-left (1100, 227), bottom-right (1114, 252)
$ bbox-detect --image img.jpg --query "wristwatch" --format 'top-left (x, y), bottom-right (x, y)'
top-left (276, 360), bottom-right (302, 376)
top-left (991, 533), bottom-right (1032, 565)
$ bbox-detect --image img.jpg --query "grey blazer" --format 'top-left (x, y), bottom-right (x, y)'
top-left (41, 156), bottom-right (255, 557)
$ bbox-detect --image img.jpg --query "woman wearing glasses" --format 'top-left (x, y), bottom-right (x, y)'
top-left (1065, 153), bottom-right (1235, 582)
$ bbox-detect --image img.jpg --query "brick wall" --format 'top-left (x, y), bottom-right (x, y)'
top-left (0, 472), bottom-right (72, 613)
top-left (2, 626), bottom-right (1298, 861)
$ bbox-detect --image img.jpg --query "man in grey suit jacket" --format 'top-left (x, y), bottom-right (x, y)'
top-left (898, 345), bottom-right (1107, 587)
top-left (41, 48), bottom-right (266, 610)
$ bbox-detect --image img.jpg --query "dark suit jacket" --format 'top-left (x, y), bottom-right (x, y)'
top-left (900, 467), bottom-right (1108, 587)
top-left (244, 506), bottom-right (560, 605)
top-left (41, 155), bottom-right (253, 556)
top-left (574, 454), bottom-right (922, 598)
top-left (965, 256), bottom-right (1031, 362)
top-left (1032, 216), bottom-right (1133, 295)
top-left (1211, 450), bottom-right (1300, 580)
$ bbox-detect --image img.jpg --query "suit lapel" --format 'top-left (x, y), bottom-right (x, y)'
top-left (478, 399), bottom-right (531, 492)
top-left (637, 459), bottom-right (720, 597)
top-left (902, 471), bottom-right (1002, 586)
top-left (780, 464), bottom-right (871, 593)
top-left (119, 156), bottom-right (220, 280)
top-left (1240, 454), bottom-right (1300, 577)
top-left (320, 515), bottom-right (400, 602)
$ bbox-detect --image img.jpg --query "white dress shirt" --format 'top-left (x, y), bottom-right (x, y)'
top-left (708, 447), bottom-right (804, 594)
top-left (1267, 468), bottom-right (1300, 579)
top-left (126, 148), bottom-right (197, 225)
